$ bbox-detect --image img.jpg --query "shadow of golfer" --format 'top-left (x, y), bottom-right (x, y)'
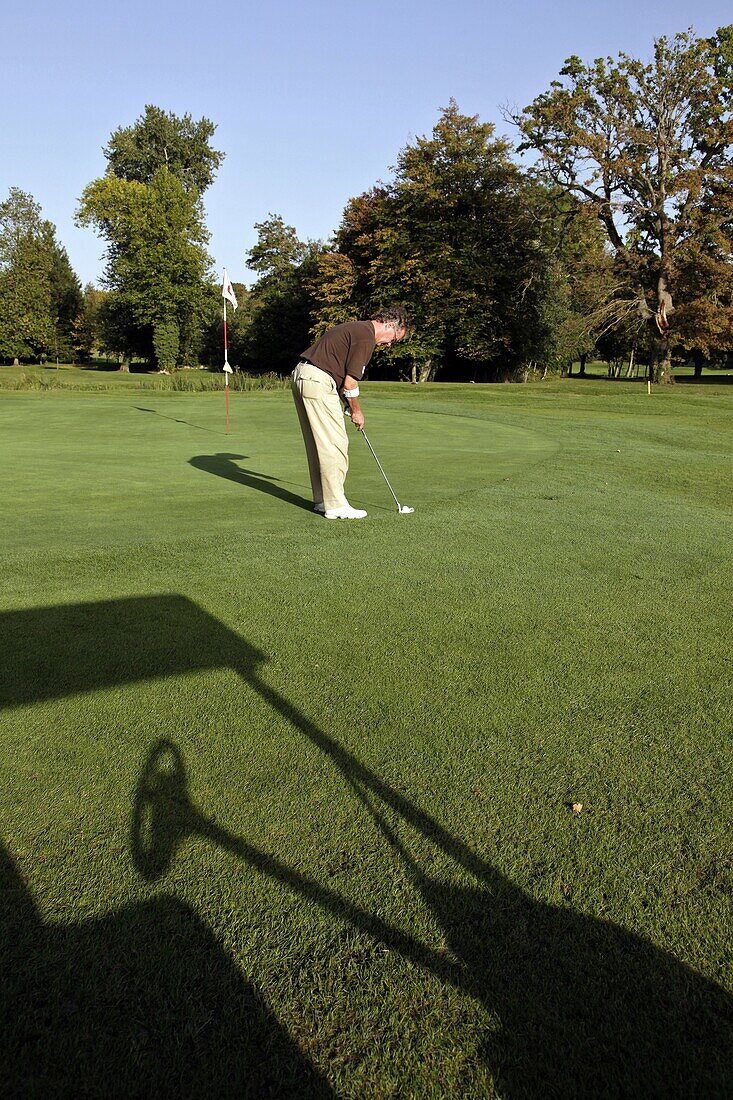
top-left (189, 453), bottom-right (313, 511)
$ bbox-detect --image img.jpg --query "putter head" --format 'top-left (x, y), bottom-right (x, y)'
top-left (398, 505), bottom-right (415, 514)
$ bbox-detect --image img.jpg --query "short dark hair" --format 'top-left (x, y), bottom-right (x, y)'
top-left (371, 306), bottom-right (412, 336)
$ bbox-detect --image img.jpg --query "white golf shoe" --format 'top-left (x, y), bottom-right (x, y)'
top-left (324, 502), bottom-right (367, 520)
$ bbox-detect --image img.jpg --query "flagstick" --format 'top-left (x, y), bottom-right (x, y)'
top-left (223, 298), bottom-right (230, 434)
top-left (224, 297), bottom-right (228, 361)
top-left (221, 269), bottom-right (237, 435)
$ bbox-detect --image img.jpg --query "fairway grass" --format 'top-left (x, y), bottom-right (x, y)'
top-left (1, 381), bottom-right (732, 1096)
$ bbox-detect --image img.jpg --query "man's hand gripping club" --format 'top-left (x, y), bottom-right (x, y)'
top-left (342, 377), bottom-right (364, 431)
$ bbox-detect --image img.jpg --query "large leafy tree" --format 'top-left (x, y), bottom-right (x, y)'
top-left (313, 102), bottom-right (565, 381)
top-left (0, 188), bottom-right (82, 363)
top-left (513, 26), bottom-right (733, 382)
top-left (77, 109), bottom-right (221, 370)
top-left (79, 171), bottom-right (214, 369)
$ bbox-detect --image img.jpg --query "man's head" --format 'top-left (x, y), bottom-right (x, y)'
top-left (371, 306), bottom-right (411, 346)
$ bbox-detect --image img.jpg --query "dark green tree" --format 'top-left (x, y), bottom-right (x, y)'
top-left (313, 102), bottom-right (565, 381)
top-left (46, 231), bottom-right (83, 362)
top-left (0, 188), bottom-right (82, 363)
top-left (242, 215), bottom-right (321, 375)
top-left (72, 284), bottom-right (106, 363)
top-left (97, 293), bottom-right (153, 365)
top-left (247, 214), bottom-right (306, 282)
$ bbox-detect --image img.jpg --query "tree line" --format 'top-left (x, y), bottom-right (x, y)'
top-left (2, 26), bottom-right (731, 383)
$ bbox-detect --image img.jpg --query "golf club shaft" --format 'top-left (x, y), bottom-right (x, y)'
top-left (361, 429), bottom-right (402, 510)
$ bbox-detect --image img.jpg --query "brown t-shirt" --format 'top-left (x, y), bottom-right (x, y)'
top-left (301, 321), bottom-right (376, 391)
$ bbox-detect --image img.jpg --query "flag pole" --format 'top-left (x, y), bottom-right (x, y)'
top-left (223, 297), bottom-right (230, 434)
top-left (221, 268), bottom-right (237, 435)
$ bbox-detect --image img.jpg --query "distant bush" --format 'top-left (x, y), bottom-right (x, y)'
top-left (0, 367), bottom-right (290, 393)
top-left (169, 370), bottom-right (287, 392)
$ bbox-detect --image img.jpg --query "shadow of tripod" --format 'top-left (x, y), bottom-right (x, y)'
top-left (131, 707), bottom-right (733, 1100)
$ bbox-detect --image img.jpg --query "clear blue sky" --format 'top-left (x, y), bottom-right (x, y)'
top-left (2, 0), bottom-right (730, 288)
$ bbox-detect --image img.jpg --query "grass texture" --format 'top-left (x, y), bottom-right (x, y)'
top-left (1, 380), bottom-right (731, 1097)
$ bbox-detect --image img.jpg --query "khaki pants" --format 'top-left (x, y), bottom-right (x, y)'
top-left (291, 361), bottom-right (349, 510)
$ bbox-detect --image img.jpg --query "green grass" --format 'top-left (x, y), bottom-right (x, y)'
top-left (1, 381), bottom-right (731, 1097)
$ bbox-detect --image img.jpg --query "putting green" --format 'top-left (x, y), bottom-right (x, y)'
top-left (2, 392), bottom-right (555, 551)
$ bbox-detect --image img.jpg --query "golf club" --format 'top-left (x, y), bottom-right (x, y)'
top-left (360, 427), bottom-right (414, 514)
top-left (344, 406), bottom-right (414, 513)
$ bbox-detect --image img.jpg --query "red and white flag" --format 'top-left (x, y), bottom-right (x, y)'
top-left (221, 269), bottom-right (238, 310)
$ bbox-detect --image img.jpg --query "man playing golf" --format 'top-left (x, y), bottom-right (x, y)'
top-left (292, 307), bottom-right (409, 519)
